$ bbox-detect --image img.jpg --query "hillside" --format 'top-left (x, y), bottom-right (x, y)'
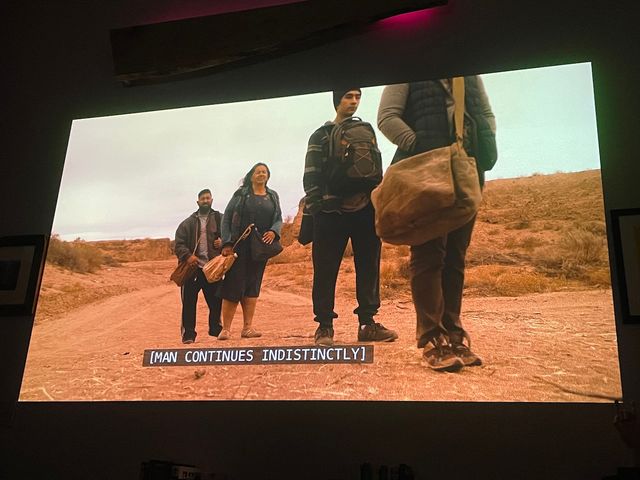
top-left (43, 169), bottom-right (610, 313)
top-left (273, 169), bottom-right (610, 298)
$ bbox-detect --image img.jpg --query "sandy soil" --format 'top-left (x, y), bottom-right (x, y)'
top-left (20, 259), bottom-right (622, 402)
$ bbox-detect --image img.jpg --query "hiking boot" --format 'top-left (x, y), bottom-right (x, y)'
top-left (450, 331), bottom-right (482, 367)
top-left (217, 329), bottom-right (231, 341)
top-left (314, 326), bottom-right (334, 346)
top-left (357, 322), bottom-right (398, 342)
top-left (422, 336), bottom-right (464, 372)
top-left (241, 327), bottom-right (262, 338)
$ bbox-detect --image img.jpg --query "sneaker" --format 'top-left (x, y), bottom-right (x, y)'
top-left (314, 326), bottom-right (334, 346)
top-left (182, 336), bottom-right (195, 345)
top-left (217, 329), bottom-right (231, 341)
top-left (422, 337), bottom-right (464, 372)
top-left (357, 323), bottom-right (398, 342)
top-left (450, 331), bottom-right (482, 367)
top-left (241, 327), bottom-right (262, 338)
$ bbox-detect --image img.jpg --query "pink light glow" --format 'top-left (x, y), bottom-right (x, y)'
top-left (377, 8), bottom-right (438, 27)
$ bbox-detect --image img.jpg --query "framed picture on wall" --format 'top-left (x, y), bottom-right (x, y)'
top-left (0, 235), bottom-right (48, 317)
top-left (611, 208), bottom-right (640, 324)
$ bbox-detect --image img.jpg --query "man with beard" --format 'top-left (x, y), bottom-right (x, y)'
top-left (174, 188), bottom-right (223, 344)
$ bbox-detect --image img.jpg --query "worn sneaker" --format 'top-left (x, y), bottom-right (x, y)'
top-left (450, 331), bottom-right (482, 367)
top-left (314, 326), bottom-right (334, 346)
top-left (182, 336), bottom-right (195, 345)
top-left (452, 343), bottom-right (482, 366)
top-left (357, 323), bottom-right (398, 342)
top-left (423, 337), bottom-right (464, 372)
top-left (217, 329), bottom-right (231, 341)
top-left (241, 327), bottom-right (262, 338)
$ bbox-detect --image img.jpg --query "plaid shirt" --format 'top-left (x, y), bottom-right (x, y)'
top-left (303, 122), bottom-right (342, 215)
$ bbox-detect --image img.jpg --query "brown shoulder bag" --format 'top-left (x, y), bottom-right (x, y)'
top-left (371, 77), bottom-right (482, 246)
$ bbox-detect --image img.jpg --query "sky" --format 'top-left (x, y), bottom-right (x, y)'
top-left (54, 62), bottom-right (600, 240)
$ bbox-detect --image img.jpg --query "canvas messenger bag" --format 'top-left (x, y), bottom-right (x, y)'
top-left (371, 77), bottom-right (482, 246)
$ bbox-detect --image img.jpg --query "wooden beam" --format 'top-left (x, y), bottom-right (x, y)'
top-left (110, 0), bottom-right (447, 86)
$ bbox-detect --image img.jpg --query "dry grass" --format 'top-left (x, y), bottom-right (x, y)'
top-left (47, 235), bottom-right (115, 273)
top-left (94, 238), bottom-right (172, 262)
top-left (47, 236), bottom-right (173, 273)
top-left (464, 265), bottom-right (565, 296)
top-left (380, 258), bottom-right (411, 287)
top-left (47, 171), bottom-right (609, 299)
top-left (532, 227), bottom-right (608, 280)
top-left (268, 171), bottom-right (611, 297)
top-left (268, 243), bottom-right (311, 265)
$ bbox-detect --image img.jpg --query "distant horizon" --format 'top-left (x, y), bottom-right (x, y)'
top-left (53, 167), bottom-right (602, 242)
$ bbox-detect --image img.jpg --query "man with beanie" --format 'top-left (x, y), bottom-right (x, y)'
top-left (174, 188), bottom-right (224, 344)
top-left (303, 88), bottom-right (398, 346)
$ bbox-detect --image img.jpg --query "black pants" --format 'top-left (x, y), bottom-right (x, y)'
top-left (410, 216), bottom-right (476, 347)
top-left (180, 268), bottom-right (222, 340)
top-left (312, 202), bottom-right (381, 327)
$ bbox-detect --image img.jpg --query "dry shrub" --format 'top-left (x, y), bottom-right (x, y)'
top-left (494, 271), bottom-right (551, 296)
top-left (96, 238), bottom-right (171, 262)
top-left (576, 220), bottom-right (606, 236)
top-left (507, 219), bottom-right (530, 230)
top-left (584, 267), bottom-right (612, 287)
top-left (562, 229), bottom-right (606, 264)
top-left (47, 235), bottom-right (106, 273)
top-left (503, 237), bottom-right (519, 249)
top-left (465, 265), bottom-right (556, 296)
top-left (268, 243), bottom-right (310, 265)
top-left (381, 244), bottom-right (410, 260)
top-left (279, 221), bottom-right (296, 247)
top-left (380, 258), bottom-right (411, 290)
top-left (533, 228), bottom-right (606, 279)
top-left (519, 235), bottom-right (545, 251)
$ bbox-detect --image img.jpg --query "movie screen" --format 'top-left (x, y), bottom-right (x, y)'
top-left (20, 62), bottom-right (621, 402)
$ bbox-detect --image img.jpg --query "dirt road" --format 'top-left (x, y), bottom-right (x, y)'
top-left (20, 260), bottom-right (622, 402)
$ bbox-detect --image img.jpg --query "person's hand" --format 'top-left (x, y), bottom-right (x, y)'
top-left (262, 231), bottom-right (276, 244)
top-left (187, 255), bottom-right (199, 265)
top-left (222, 246), bottom-right (233, 257)
top-left (213, 238), bottom-right (222, 249)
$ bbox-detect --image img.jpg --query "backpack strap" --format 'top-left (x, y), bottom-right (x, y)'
top-left (328, 116), bottom-right (363, 159)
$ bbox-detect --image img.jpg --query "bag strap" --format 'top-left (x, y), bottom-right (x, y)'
top-left (452, 77), bottom-right (466, 147)
top-left (214, 211), bottom-right (222, 237)
top-left (328, 116), bottom-right (361, 159)
top-left (232, 224), bottom-right (254, 252)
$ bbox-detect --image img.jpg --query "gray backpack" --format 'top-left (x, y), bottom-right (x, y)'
top-left (326, 117), bottom-right (383, 195)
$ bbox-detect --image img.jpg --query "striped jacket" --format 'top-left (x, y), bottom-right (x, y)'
top-left (302, 121), bottom-right (342, 215)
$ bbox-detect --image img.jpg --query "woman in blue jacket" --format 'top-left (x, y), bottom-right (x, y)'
top-left (218, 162), bottom-right (283, 340)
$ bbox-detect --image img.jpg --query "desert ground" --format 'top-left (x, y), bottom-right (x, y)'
top-left (19, 170), bottom-right (623, 402)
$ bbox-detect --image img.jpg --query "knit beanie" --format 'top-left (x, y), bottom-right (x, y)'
top-left (332, 88), bottom-right (362, 110)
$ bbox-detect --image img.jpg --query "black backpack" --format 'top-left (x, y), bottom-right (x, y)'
top-left (325, 117), bottom-right (383, 195)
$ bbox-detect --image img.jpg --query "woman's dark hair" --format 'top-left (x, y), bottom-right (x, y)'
top-left (241, 162), bottom-right (271, 189)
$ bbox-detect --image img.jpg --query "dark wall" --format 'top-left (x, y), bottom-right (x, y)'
top-left (1, 1), bottom-right (639, 478)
